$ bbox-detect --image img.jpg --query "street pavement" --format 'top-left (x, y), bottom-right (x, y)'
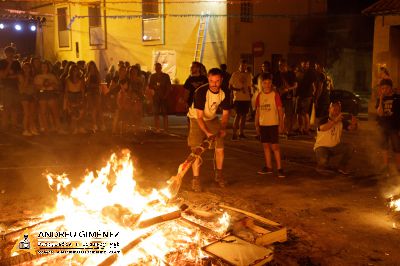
top-left (0, 115), bottom-right (400, 265)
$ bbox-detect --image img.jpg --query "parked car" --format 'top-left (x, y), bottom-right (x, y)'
top-left (330, 89), bottom-right (362, 115)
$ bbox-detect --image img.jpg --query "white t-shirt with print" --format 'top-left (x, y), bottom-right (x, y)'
top-left (314, 119), bottom-right (343, 150)
top-left (187, 84), bottom-right (230, 121)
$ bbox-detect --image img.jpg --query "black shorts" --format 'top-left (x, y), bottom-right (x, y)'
top-left (381, 129), bottom-right (400, 153)
top-left (297, 97), bottom-right (312, 115)
top-left (153, 96), bottom-right (168, 115)
top-left (283, 99), bottom-right (295, 116)
top-left (234, 101), bottom-right (250, 115)
top-left (260, 125), bottom-right (279, 144)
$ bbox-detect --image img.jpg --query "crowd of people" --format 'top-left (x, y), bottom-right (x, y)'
top-left (0, 46), bottom-right (167, 136)
top-left (1, 44), bottom-right (400, 192)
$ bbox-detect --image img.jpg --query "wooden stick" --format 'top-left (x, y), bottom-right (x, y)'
top-left (138, 210), bottom-right (181, 228)
top-left (5, 215), bottom-right (65, 241)
top-left (179, 217), bottom-right (219, 236)
top-left (167, 137), bottom-right (215, 197)
top-left (219, 205), bottom-right (281, 227)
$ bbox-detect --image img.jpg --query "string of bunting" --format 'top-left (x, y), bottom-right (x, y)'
top-left (1, 0), bottom-right (264, 4)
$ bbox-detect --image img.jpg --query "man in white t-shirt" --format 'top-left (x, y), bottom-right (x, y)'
top-left (314, 101), bottom-right (357, 175)
top-left (229, 59), bottom-right (252, 140)
top-left (187, 68), bottom-right (231, 192)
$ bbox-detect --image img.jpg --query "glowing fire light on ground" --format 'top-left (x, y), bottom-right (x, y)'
top-left (21, 150), bottom-right (230, 265)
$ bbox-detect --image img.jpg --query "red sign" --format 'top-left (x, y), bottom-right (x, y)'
top-left (252, 42), bottom-right (265, 57)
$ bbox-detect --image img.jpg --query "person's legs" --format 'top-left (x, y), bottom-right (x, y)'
top-left (163, 115), bottom-right (168, 131)
top-left (263, 143), bottom-right (272, 169)
top-left (271, 144), bottom-right (281, 169)
top-left (48, 98), bottom-right (62, 131)
top-left (330, 142), bottom-right (354, 172)
top-left (232, 102), bottom-right (240, 138)
top-left (28, 100), bottom-right (38, 133)
top-left (38, 100), bottom-right (48, 132)
top-left (21, 100), bottom-right (30, 133)
top-left (188, 118), bottom-right (205, 191)
top-left (215, 148), bottom-right (224, 171)
top-left (153, 98), bottom-right (160, 130)
top-left (315, 147), bottom-right (330, 169)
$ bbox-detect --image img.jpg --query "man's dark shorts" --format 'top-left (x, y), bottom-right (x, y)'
top-left (234, 101), bottom-right (250, 116)
top-left (260, 125), bottom-right (279, 144)
top-left (297, 97), bottom-right (312, 115)
top-left (381, 129), bottom-right (400, 153)
top-left (153, 96), bottom-right (168, 115)
top-left (283, 99), bottom-right (295, 116)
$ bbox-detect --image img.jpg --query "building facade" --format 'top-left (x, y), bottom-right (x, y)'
top-left (363, 0), bottom-right (400, 112)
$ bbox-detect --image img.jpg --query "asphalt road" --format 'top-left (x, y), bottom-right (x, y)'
top-left (0, 116), bottom-right (399, 265)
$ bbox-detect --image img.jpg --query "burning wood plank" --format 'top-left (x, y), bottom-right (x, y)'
top-left (138, 204), bottom-right (188, 228)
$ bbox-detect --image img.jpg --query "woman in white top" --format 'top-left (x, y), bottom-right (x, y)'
top-left (34, 60), bottom-right (63, 134)
top-left (18, 62), bottom-right (39, 136)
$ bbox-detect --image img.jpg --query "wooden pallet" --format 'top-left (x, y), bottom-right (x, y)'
top-left (219, 204), bottom-right (287, 246)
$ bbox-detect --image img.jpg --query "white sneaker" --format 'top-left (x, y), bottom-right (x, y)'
top-left (22, 130), bottom-right (32, 136)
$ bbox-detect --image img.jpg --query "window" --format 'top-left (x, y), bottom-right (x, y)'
top-left (142, 0), bottom-right (163, 42)
top-left (57, 7), bottom-right (70, 48)
top-left (88, 3), bottom-right (105, 46)
top-left (88, 5), bottom-right (101, 27)
top-left (240, 0), bottom-right (253, 23)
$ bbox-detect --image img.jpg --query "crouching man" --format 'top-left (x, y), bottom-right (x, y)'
top-left (314, 101), bottom-right (358, 175)
top-left (187, 68), bottom-right (231, 192)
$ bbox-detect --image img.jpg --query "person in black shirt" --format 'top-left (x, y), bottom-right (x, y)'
top-left (273, 60), bottom-right (297, 135)
top-left (148, 63), bottom-right (171, 132)
top-left (376, 78), bottom-right (400, 173)
top-left (296, 61), bottom-right (317, 135)
top-left (184, 62), bottom-right (208, 108)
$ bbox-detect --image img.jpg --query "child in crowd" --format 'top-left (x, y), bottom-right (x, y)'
top-left (255, 73), bottom-right (285, 178)
top-left (376, 78), bottom-right (400, 174)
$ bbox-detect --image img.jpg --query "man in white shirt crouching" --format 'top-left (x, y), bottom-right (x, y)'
top-left (314, 101), bottom-right (357, 175)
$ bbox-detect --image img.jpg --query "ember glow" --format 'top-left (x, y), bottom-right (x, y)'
top-left (25, 150), bottom-right (230, 265)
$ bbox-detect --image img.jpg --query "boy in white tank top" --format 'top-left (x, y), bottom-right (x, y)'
top-left (255, 73), bottom-right (285, 178)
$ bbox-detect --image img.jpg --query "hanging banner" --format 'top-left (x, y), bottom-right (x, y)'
top-left (152, 50), bottom-right (176, 80)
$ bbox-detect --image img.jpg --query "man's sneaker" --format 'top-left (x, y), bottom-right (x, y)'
top-left (231, 134), bottom-right (238, 141)
top-left (277, 169), bottom-right (286, 178)
top-left (257, 167), bottom-right (273, 175)
top-left (239, 134), bottom-right (247, 139)
top-left (191, 177), bottom-right (202, 192)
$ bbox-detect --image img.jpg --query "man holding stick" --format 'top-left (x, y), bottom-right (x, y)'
top-left (187, 68), bottom-right (231, 192)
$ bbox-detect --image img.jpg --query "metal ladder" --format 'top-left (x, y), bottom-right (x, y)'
top-left (194, 12), bottom-right (210, 63)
